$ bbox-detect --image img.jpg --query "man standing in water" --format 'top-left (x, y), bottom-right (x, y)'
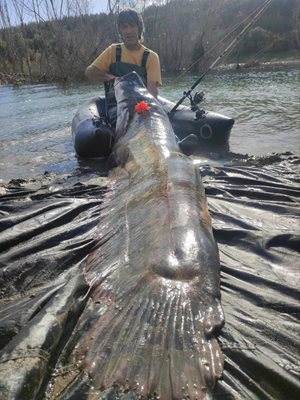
top-left (85, 8), bottom-right (162, 126)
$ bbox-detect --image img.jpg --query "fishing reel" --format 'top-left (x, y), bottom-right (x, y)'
top-left (169, 89), bottom-right (206, 118)
top-left (185, 91), bottom-right (205, 111)
top-left (193, 91), bottom-right (205, 105)
top-left (184, 90), bottom-right (206, 119)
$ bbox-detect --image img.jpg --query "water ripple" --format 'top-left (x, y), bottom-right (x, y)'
top-left (0, 63), bottom-right (299, 181)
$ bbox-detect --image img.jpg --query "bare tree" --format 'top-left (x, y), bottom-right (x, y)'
top-left (108, 0), bottom-right (158, 14)
top-left (0, 0), bottom-right (11, 28)
top-left (0, 0), bottom-right (18, 75)
top-left (108, 0), bottom-right (120, 14)
top-left (10, 0), bottom-right (96, 80)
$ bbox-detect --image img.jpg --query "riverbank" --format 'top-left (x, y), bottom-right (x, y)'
top-left (0, 71), bottom-right (48, 85)
top-left (223, 49), bottom-right (300, 70)
top-left (218, 57), bottom-right (300, 72)
top-left (1, 51), bottom-right (299, 85)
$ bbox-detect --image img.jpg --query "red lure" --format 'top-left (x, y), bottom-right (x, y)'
top-left (134, 101), bottom-right (150, 113)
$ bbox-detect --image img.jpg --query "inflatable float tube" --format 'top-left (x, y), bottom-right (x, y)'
top-left (72, 96), bottom-right (234, 157)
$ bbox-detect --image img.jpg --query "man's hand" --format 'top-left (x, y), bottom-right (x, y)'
top-left (85, 65), bottom-right (115, 83)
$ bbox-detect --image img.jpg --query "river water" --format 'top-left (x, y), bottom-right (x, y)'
top-left (0, 62), bottom-right (299, 182)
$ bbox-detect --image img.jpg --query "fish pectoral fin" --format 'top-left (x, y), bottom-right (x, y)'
top-left (76, 277), bottom-right (224, 399)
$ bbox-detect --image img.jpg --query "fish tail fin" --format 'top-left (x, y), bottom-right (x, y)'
top-left (76, 277), bottom-right (224, 399)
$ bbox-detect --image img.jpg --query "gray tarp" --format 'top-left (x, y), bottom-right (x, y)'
top-left (0, 153), bottom-right (299, 399)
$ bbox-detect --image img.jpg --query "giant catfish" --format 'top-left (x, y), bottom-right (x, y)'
top-left (77, 71), bottom-right (225, 400)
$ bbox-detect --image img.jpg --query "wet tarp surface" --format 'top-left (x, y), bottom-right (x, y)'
top-left (0, 153), bottom-right (299, 400)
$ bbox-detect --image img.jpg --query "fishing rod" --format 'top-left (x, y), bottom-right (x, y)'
top-left (169, 0), bottom-right (273, 115)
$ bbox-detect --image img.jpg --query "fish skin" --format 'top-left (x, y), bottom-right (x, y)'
top-left (77, 72), bottom-right (224, 400)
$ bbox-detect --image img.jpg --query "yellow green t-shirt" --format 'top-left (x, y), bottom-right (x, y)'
top-left (92, 43), bottom-right (162, 86)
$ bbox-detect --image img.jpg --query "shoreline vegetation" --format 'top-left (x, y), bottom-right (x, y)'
top-left (1, 55), bottom-right (299, 86)
top-left (0, 0), bottom-right (299, 85)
